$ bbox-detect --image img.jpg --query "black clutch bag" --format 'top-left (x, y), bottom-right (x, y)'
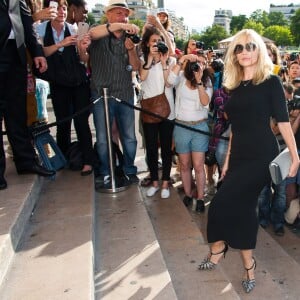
top-left (269, 148), bottom-right (291, 185)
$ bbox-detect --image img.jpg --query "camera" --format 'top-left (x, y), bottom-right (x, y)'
top-left (287, 95), bottom-right (300, 111)
top-left (190, 62), bottom-right (200, 72)
top-left (125, 32), bottom-right (140, 44)
top-left (156, 41), bottom-right (169, 54)
top-left (195, 41), bottom-right (204, 49)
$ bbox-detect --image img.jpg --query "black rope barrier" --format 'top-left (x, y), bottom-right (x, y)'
top-left (1, 95), bottom-right (229, 141)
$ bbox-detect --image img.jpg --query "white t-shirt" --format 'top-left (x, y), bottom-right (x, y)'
top-left (140, 56), bottom-right (176, 120)
top-left (168, 71), bottom-right (212, 121)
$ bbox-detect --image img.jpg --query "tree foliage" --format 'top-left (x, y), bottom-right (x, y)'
top-left (263, 25), bottom-right (294, 46)
top-left (230, 15), bottom-right (247, 34)
top-left (268, 11), bottom-right (288, 26)
top-left (197, 24), bottom-right (229, 50)
top-left (243, 20), bottom-right (264, 35)
top-left (290, 9), bottom-right (300, 45)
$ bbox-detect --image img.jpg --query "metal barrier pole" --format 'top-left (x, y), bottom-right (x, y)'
top-left (97, 88), bottom-right (129, 193)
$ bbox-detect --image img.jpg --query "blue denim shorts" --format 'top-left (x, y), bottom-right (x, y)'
top-left (174, 121), bottom-right (209, 153)
top-left (286, 169), bottom-right (300, 185)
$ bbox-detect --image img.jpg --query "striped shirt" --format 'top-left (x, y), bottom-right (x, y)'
top-left (89, 34), bottom-right (134, 101)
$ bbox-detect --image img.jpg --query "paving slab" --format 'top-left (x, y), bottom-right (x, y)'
top-left (94, 184), bottom-right (177, 300)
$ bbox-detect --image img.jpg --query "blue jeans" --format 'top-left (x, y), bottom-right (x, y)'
top-left (258, 181), bottom-right (286, 230)
top-left (35, 79), bottom-right (49, 120)
top-left (92, 93), bottom-right (137, 176)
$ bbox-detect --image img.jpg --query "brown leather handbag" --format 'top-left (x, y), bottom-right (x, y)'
top-left (140, 92), bottom-right (171, 123)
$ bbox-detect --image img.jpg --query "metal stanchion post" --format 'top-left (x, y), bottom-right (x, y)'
top-left (97, 88), bottom-right (129, 193)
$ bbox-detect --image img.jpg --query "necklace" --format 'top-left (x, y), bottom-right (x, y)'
top-left (241, 80), bottom-right (252, 87)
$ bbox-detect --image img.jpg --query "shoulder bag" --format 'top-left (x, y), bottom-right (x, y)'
top-left (140, 92), bottom-right (170, 123)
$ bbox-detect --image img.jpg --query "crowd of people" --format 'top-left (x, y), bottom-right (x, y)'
top-left (1, 0), bottom-right (300, 294)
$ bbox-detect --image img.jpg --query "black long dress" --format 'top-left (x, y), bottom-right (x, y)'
top-left (207, 75), bottom-right (289, 249)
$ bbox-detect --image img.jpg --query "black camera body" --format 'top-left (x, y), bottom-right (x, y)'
top-left (156, 41), bottom-right (169, 54)
top-left (190, 62), bottom-right (200, 72)
top-left (196, 41), bottom-right (204, 49)
top-left (287, 95), bottom-right (300, 111)
top-left (125, 32), bottom-right (140, 44)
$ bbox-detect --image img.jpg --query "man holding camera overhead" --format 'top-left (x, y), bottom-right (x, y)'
top-left (89, 0), bottom-right (140, 186)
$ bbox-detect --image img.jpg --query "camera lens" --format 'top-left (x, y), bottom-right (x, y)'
top-left (156, 41), bottom-right (169, 54)
top-left (190, 62), bottom-right (200, 72)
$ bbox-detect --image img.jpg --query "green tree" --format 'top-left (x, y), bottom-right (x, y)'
top-left (86, 13), bottom-right (96, 25)
top-left (130, 19), bottom-right (145, 33)
top-left (290, 9), bottom-right (300, 45)
top-left (230, 15), bottom-right (247, 34)
top-left (243, 20), bottom-right (264, 35)
top-left (249, 9), bottom-right (270, 27)
top-left (268, 11), bottom-right (288, 26)
top-left (263, 25), bottom-right (294, 46)
top-left (197, 24), bottom-right (228, 50)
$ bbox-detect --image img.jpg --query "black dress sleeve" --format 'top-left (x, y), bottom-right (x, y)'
top-left (270, 75), bottom-right (289, 122)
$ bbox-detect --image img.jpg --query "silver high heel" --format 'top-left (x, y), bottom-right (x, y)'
top-left (198, 243), bottom-right (228, 270)
top-left (242, 257), bottom-right (256, 293)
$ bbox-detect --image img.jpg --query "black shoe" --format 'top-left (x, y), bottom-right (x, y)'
top-left (126, 174), bottom-right (139, 184)
top-left (183, 195), bottom-right (192, 207)
top-left (0, 176), bottom-right (7, 190)
top-left (17, 163), bottom-right (55, 177)
top-left (196, 199), bottom-right (205, 213)
top-left (274, 226), bottom-right (285, 236)
top-left (81, 167), bottom-right (93, 176)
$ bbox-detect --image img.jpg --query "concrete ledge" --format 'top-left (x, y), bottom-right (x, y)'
top-left (0, 158), bottom-right (44, 286)
top-left (0, 169), bottom-right (94, 300)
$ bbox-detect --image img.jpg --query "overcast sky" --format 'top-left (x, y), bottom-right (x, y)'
top-left (88, 1), bottom-right (300, 31)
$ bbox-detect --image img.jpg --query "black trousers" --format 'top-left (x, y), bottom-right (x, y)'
top-left (0, 40), bottom-right (36, 175)
top-left (142, 120), bottom-right (174, 182)
top-left (50, 82), bottom-right (94, 165)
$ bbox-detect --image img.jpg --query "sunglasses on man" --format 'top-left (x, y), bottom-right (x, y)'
top-left (234, 42), bottom-right (257, 55)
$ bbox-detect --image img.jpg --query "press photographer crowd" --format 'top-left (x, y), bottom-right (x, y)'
top-left (1, 0), bottom-right (300, 294)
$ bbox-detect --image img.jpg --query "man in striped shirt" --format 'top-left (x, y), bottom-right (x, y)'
top-left (89, 0), bottom-right (140, 185)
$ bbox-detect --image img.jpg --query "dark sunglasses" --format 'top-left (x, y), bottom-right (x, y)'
top-left (234, 42), bottom-right (257, 54)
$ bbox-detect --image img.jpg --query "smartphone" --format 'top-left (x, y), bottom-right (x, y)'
top-left (49, 1), bottom-right (58, 11)
top-left (77, 22), bottom-right (89, 40)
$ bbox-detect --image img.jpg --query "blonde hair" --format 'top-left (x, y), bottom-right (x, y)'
top-left (223, 29), bottom-right (273, 90)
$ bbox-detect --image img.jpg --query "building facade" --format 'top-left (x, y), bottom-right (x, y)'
top-left (269, 3), bottom-right (300, 21)
top-left (213, 9), bottom-right (232, 34)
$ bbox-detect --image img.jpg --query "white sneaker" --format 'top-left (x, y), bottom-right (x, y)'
top-left (161, 188), bottom-right (170, 199)
top-left (146, 186), bottom-right (159, 197)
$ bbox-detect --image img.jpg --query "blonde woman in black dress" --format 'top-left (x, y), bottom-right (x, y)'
top-left (198, 29), bottom-right (299, 293)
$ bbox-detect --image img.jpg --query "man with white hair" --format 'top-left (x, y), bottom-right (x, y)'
top-left (89, 0), bottom-right (141, 186)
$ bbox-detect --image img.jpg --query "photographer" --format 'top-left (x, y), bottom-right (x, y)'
top-left (167, 53), bottom-right (213, 212)
top-left (88, 0), bottom-right (141, 185)
top-left (139, 26), bottom-right (176, 199)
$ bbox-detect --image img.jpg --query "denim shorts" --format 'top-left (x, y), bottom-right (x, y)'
top-left (174, 121), bottom-right (209, 153)
top-left (286, 169), bottom-right (300, 185)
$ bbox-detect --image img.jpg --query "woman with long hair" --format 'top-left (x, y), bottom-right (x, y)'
top-left (198, 29), bottom-right (299, 293)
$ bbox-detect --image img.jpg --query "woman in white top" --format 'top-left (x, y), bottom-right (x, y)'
top-left (139, 26), bottom-right (176, 199)
top-left (168, 54), bottom-right (213, 212)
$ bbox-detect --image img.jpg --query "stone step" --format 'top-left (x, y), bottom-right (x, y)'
top-left (0, 169), bottom-right (94, 300)
top-left (94, 184), bottom-right (178, 300)
top-left (0, 158), bottom-right (43, 287)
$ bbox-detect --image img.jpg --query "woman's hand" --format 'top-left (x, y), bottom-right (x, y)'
top-left (288, 159), bottom-right (300, 178)
top-left (60, 35), bottom-right (78, 48)
top-left (77, 34), bottom-right (91, 51)
top-left (33, 7), bottom-right (57, 22)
